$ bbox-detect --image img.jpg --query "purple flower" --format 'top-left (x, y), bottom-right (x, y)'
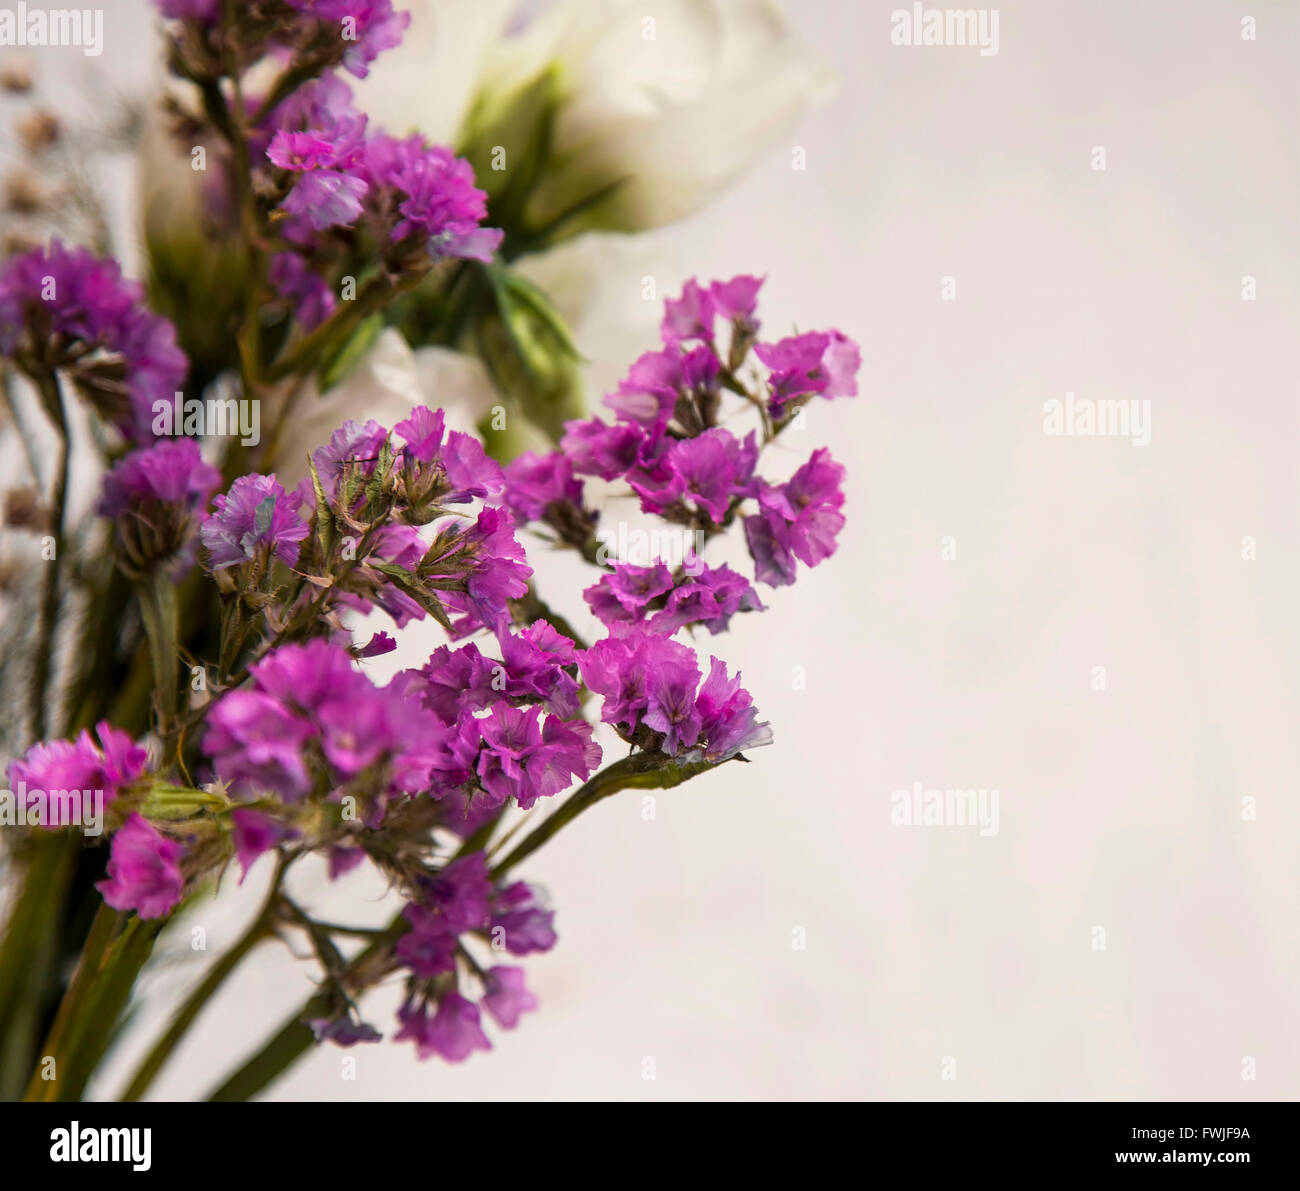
top-left (204, 690), bottom-right (315, 800)
top-left (268, 253), bottom-right (336, 330)
top-left (491, 881), bottom-right (557, 955)
top-left (578, 629), bottom-right (769, 760)
top-left (96, 814), bottom-right (184, 920)
top-left (647, 563), bottom-right (764, 636)
top-left (0, 242), bottom-right (187, 442)
top-left (396, 993), bottom-right (491, 1062)
top-left (7, 721), bottom-right (146, 826)
top-left (744, 448), bottom-right (846, 586)
top-left (710, 274), bottom-right (764, 325)
top-left (693, 656), bottom-right (772, 761)
top-left (482, 966), bottom-right (538, 1029)
top-left (604, 350), bottom-right (681, 429)
top-left (308, 418), bottom-right (388, 502)
top-left (757, 328), bottom-right (860, 417)
top-left (98, 438), bottom-right (220, 518)
top-left (230, 808), bottom-right (295, 882)
top-left (476, 703), bottom-right (600, 810)
top-left (393, 404), bottom-right (445, 463)
top-left (409, 853), bottom-right (492, 936)
top-left (309, 1016), bottom-right (382, 1046)
top-left (559, 417), bottom-right (644, 480)
top-left (357, 630), bottom-right (397, 658)
top-left (660, 277), bottom-right (716, 345)
top-left (200, 473), bottom-right (309, 570)
top-left (282, 168), bottom-right (369, 230)
top-left (285, 0), bottom-right (412, 79)
top-left (502, 450), bottom-right (585, 524)
top-left (362, 133), bottom-right (502, 261)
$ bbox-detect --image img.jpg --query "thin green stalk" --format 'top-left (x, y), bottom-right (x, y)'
top-left (118, 881), bottom-right (279, 1101)
top-left (29, 370), bottom-right (70, 739)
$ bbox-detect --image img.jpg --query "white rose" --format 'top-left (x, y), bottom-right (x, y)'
top-left (362, 0), bottom-right (830, 237)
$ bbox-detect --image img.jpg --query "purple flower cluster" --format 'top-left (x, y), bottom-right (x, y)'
top-left (255, 68), bottom-right (500, 323)
top-left (404, 620), bottom-right (601, 813)
top-left (0, 241), bottom-right (187, 441)
top-left (293, 409), bottom-right (527, 636)
top-left (157, 1), bottom-right (410, 80)
top-left (743, 448), bottom-right (848, 588)
top-left (389, 853), bottom-right (549, 1062)
top-left (96, 814), bottom-right (185, 920)
top-left (584, 560), bottom-right (763, 636)
top-left (517, 276), bottom-right (858, 589)
top-left (200, 473), bottom-right (310, 571)
top-left (203, 638), bottom-right (443, 806)
top-left (6, 721), bottom-right (147, 827)
top-left (98, 438), bottom-right (222, 575)
top-left (579, 629), bottom-right (771, 762)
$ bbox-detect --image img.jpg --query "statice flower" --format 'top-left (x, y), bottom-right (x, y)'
top-left (0, 241), bottom-right (187, 441)
top-left (383, 855), bottom-right (552, 1062)
top-left (203, 638), bottom-right (443, 804)
top-left (585, 561), bottom-right (762, 636)
top-left (7, 722), bottom-right (148, 827)
top-left (285, 0), bottom-right (412, 79)
top-left (743, 448), bottom-right (847, 587)
top-left (98, 438), bottom-right (221, 575)
top-left (200, 474), bottom-right (310, 571)
top-left (95, 814), bottom-right (185, 920)
top-left (756, 329), bottom-right (861, 419)
top-left (579, 628), bottom-right (770, 761)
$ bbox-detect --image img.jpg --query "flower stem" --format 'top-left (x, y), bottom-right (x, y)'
top-left (118, 870), bottom-right (281, 1101)
top-left (29, 369), bottom-right (69, 740)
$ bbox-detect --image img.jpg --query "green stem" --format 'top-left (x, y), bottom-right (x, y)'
top-left (118, 889), bottom-right (277, 1102)
top-left (29, 369), bottom-right (70, 739)
top-left (138, 576), bottom-right (179, 738)
top-left (23, 901), bottom-right (120, 1101)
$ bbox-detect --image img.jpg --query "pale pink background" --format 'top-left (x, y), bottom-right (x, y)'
top-left (13, 0), bottom-right (1297, 1099)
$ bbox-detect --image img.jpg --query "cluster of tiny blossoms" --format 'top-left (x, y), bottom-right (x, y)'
top-left (4, 263), bottom-right (858, 1063)
top-left (156, 0), bottom-right (499, 332)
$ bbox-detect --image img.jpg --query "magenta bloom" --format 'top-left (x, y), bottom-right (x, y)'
top-left (268, 253), bottom-right (336, 330)
top-left (482, 966), bottom-right (538, 1029)
top-left (710, 274), bottom-right (764, 325)
top-left (744, 448), bottom-right (846, 587)
top-left (8, 722), bottom-right (146, 826)
top-left (660, 277), bottom-right (716, 344)
top-left (362, 133), bottom-right (502, 260)
top-left (560, 417), bottom-right (644, 481)
top-left (475, 703), bottom-right (600, 810)
top-left (757, 328), bottom-right (860, 417)
top-left (604, 349), bottom-right (681, 429)
top-left (98, 437), bottom-right (220, 518)
top-left (230, 808), bottom-right (296, 882)
top-left (502, 450), bottom-right (585, 524)
top-left (396, 993), bottom-right (491, 1062)
top-left (200, 473), bottom-right (309, 570)
top-left (491, 881), bottom-right (558, 955)
top-left (0, 241), bottom-right (187, 441)
top-left (96, 814), bottom-right (184, 919)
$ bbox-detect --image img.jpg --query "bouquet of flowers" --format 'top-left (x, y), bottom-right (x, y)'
top-left (0, 0), bottom-right (855, 1101)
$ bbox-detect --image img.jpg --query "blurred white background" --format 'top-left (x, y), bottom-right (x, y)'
top-left (7, 0), bottom-right (1298, 1099)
